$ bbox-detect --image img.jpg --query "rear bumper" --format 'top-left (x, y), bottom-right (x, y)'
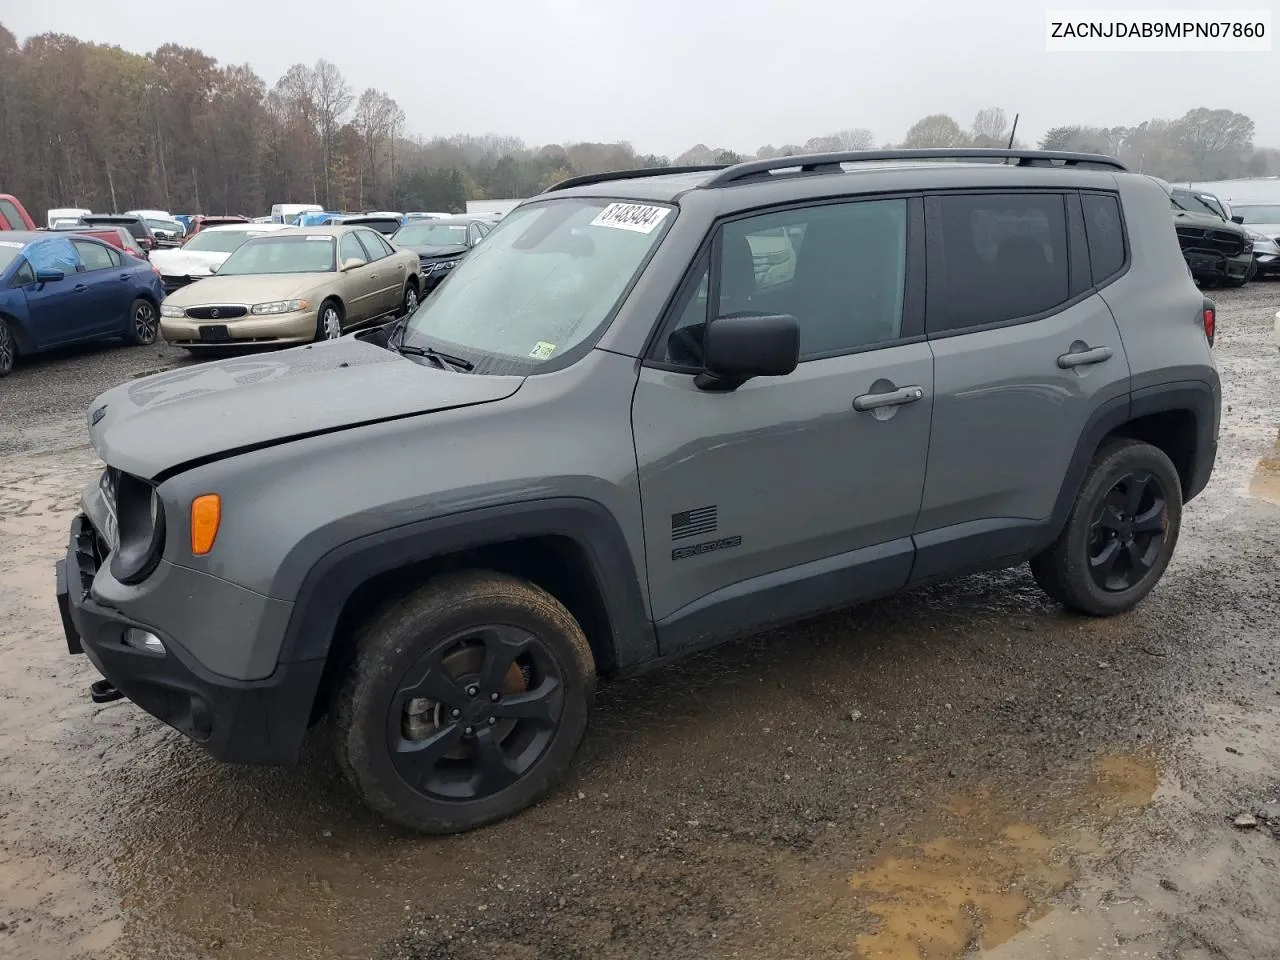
top-left (56, 514), bottom-right (321, 765)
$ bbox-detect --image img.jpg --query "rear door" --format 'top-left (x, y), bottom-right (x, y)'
top-left (355, 229), bottom-right (405, 314)
top-left (71, 239), bottom-right (132, 333)
top-left (22, 237), bottom-right (89, 345)
top-left (910, 189), bottom-right (1131, 581)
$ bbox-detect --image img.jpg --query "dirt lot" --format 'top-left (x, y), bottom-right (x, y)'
top-left (1, 290), bottom-right (1278, 960)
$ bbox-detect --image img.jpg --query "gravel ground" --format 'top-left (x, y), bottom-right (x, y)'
top-left (0, 288), bottom-right (1277, 960)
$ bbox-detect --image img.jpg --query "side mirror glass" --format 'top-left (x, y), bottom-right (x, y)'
top-left (1230, 214), bottom-right (1245, 224)
top-left (694, 313), bottom-right (799, 391)
top-left (341, 257), bottom-right (366, 271)
top-left (35, 269), bottom-right (65, 283)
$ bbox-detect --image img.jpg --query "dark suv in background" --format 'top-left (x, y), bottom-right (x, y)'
top-left (79, 214), bottom-right (159, 254)
top-left (1166, 184), bottom-right (1254, 287)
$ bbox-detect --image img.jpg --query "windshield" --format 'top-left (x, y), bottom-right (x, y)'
top-left (1170, 191), bottom-right (1224, 218)
top-left (0, 241), bottom-right (25, 272)
top-left (395, 222), bottom-right (470, 246)
top-left (217, 235), bottom-right (336, 275)
top-left (1233, 204), bottom-right (1280, 224)
top-left (184, 230), bottom-right (263, 254)
top-left (402, 198), bottom-right (673, 371)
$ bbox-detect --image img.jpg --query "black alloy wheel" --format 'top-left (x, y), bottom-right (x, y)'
top-left (1087, 470), bottom-right (1168, 592)
top-left (130, 298), bottom-right (159, 345)
top-left (388, 624), bottom-right (564, 801)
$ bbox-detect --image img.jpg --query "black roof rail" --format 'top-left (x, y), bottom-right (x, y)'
top-left (541, 164), bottom-right (727, 194)
top-left (702, 149), bottom-right (1127, 186)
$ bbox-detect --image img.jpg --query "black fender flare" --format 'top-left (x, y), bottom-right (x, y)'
top-left (1038, 376), bottom-right (1219, 554)
top-left (275, 497), bottom-right (656, 673)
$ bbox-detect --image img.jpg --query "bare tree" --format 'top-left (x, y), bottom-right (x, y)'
top-left (970, 107), bottom-right (1008, 146)
top-left (312, 59), bottom-right (353, 207)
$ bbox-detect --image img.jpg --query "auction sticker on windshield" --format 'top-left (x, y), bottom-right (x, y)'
top-left (529, 341), bottom-right (557, 360)
top-left (590, 202), bottom-right (671, 234)
top-left (0, 240), bottom-right (23, 248)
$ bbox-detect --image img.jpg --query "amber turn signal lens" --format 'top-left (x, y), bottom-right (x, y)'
top-left (190, 494), bottom-right (221, 556)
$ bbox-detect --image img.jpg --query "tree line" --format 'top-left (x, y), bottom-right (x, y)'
top-left (1, 25), bottom-right (1276, 222)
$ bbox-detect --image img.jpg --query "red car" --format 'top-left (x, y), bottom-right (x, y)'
top-left (187, 214), bottom-right (250, 237)
top-left (0, 194), bottom-right (37, 231)
top-left (51, 225), bottom-right (152, 262)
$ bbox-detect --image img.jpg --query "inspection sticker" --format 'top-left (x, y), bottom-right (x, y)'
top-left (590, 202), bottom-right (670, 234)
top-left (529, 341), bottom-right (557, 360)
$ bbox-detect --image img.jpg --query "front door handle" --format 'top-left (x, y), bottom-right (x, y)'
top-left (1057, 345), bottom-right (1113, 368)
top-left (853, 385), bottom-right (925, 412)
top-left (118, 274), bottom-right (129, 281)
top-left (73, 283), bottom-right (87, 292)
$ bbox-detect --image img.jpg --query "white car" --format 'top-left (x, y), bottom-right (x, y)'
top-left (47, 206), bottom-right (91, 228)
top-left (151, 223), bottom-right (292, 295)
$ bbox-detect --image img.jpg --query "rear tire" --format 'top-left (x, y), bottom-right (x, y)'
top-left (0, 317), bottom-right (15, 376)
top-left (126, 298), bottom-right (159, 345)
top-left (1031, 439), bottom-right (1182, 616)
top-left (315, 299), bottom-right (343, 341)
top-left (401, 281), bottom-right (419, 317)
top-left (334, 570), bottom-right (596, 834)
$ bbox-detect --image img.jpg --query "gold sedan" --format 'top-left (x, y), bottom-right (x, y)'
top-left (159, 226), bottom-right (421, 350)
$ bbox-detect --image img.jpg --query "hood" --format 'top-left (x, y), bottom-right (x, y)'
top-left (149, 248), bottom-right (228, 277)
top-left (161, 272), bottom-right (327, 306)
top-left (1242, 221), bottom-right (1280, 239)
top-left (86, 338), bottom-right (524, 479)
top-left (1172, 210), bottom-right (1243, 233)
top-left (405, 244), bottom-right (469, 259)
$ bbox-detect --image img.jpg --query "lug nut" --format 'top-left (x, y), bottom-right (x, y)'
top-left (466, 685), bottom-right (479, 697)
top-left (487, 716), bottom-right (497, 725)
top-left (464, 726), bottom-right (474, 736)
top-left (450, 707), bottom-right (461, 719)
top-left (490, 692), bottom-right (500, 702)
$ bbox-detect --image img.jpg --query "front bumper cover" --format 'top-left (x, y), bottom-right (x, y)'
top-left (56, 514), bottom-right (322, 765)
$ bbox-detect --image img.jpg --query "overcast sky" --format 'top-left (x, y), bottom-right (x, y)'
top-left (5, 0), bottom-right (1278, 153)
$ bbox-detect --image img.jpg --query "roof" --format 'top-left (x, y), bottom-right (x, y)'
top-left (202, 222), bottom-right (292, 233)
top-left (0, 231), bottom-right (45, 244)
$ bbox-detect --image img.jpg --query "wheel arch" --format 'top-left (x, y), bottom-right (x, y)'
top-left (275, 498), bottom-right (656, 722)
top-left (0, 308), bottom-right (32, 354)
top-left (1042, 377), bottom-right (1219, 552)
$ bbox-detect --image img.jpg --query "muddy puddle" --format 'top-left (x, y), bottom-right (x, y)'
top-left (1248, 430), bottom-right (1280, 505)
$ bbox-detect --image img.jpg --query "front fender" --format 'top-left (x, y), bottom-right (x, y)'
top-left (275, 497), bottom-right (656, 672)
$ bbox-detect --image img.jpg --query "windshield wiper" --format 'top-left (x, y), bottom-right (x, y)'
top-left (395, 342), bottom-right (475, 372)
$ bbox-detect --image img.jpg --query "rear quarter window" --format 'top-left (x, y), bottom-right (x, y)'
top-left (1081, 193), bottom-right (1127, 284)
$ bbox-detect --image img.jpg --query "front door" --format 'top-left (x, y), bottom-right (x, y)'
top-left (23, 237), bottom-right (89, 346)
top-left (910, 190), bottom-right (1132, 580)
top-left (338, 232), bottom-right (381, 323)
top-left (632, 196), bottom-right (934, 654)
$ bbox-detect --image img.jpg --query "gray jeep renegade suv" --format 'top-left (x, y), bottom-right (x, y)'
top-left (55, 149), bottom-right (1220, 833)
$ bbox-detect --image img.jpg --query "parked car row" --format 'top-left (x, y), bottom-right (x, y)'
top-left (1161, 181), bottom-right (1280, 287)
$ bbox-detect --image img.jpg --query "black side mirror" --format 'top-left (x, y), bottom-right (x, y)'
top-left (35, 269), bottom-right (65, 283)
top-left (1230, 214), bottom-right (1245, 224)
top-left (694, 313), bottom-right (799, 391)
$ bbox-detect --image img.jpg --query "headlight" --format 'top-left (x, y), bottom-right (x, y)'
top-left (107, 470), bottom-right (166, 585)
top-left (251, 299), bottom-right (310, 315)
top-left (160, 304), bottom-right (185, 318)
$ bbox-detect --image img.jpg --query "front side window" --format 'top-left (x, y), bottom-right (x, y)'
top-left (403, 197), bottom-right (673, 372)
top-left (928, 193), bottom-right (1070, 333)
top-left (341, 233), bottom-right (368, 264)
top-left (218, 235), bottom-right (336, 275)
top-left (660, 198), bottom-right (908, 364)
top-left (11, 258), bottom-right (35, 286)
top-left (27, 237), bottom-right (81, 276)
top-left (358, 230), bottom-right (394, 259)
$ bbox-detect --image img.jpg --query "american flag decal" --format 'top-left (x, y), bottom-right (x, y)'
top-left (671, 505), bottom-right (717, 541)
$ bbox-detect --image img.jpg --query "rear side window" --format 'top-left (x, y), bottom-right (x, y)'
top-left (72, 240), bottom-right (119, 271)
top-left (927, 193), bottom-right (1070, 333)
top-left (1081, 193), bottom-right (1127, 284)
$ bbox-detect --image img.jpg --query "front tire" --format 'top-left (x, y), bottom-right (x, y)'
top-left (1031, 439), bottom-right (1182, 616)
top-left (334, 570), bottom-right (596, 834)
top-left (401, 281), bottom-right (419, 317)
top-left (127, 298), bottom-right (159, 345)
top-left (315, 299), bottom-right (344, 341)
top-left (0, 317), bottom-right (16, 376)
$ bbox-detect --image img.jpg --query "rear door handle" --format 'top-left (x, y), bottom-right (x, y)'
top-left (118, 274), bottom-right (129, 281)
top-left (1057, 345), bottom-right (1113, 368)
top-left (853, 385), bottom-right (925, 412)
top-left (73, 283), bottom-right (87, 292)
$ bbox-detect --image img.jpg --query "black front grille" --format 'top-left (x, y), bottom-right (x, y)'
top-left (1175, 226), bottom-right (1243, 257)
top-left (186, 305), bottom-right (247, 320)
top-left (162, 275), bottom-right (194, 295)
top-left (73, 515), bottom-right (107, 598)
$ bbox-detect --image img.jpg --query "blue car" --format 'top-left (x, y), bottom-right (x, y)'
top-left (0, 232), bottom-right (164, 377)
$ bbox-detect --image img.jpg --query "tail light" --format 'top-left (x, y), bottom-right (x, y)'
top-left (1202, 298), bottom-right (1215, 347)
